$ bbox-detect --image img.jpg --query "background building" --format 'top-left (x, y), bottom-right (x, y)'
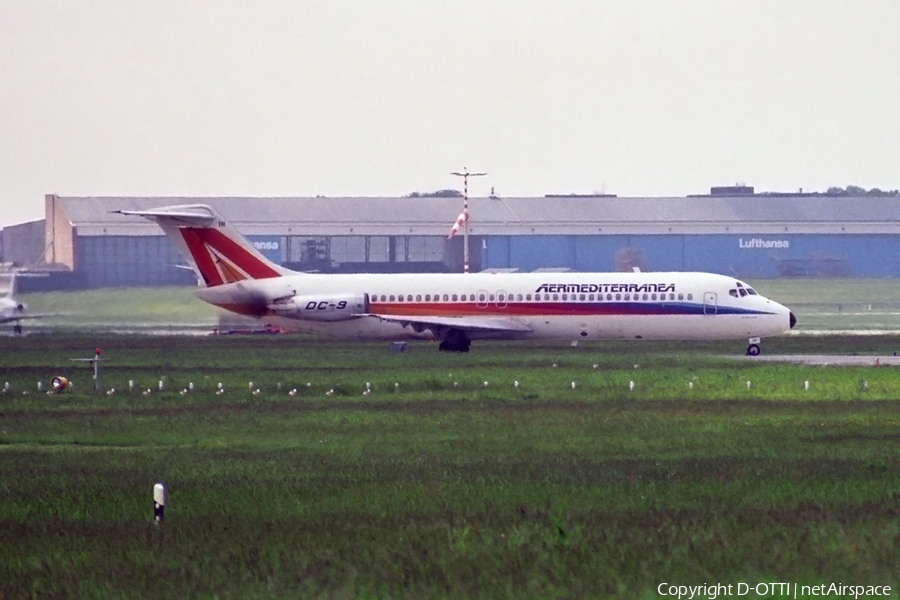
top-left (2, 189), bottom-right (899, 289)
top-left (1, 219), bottom-right (45, 267)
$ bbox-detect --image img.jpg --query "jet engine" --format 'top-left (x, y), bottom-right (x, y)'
top-left (267, 294), bottom-right (368, 322)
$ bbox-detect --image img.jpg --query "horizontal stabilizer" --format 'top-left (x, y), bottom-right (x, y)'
top-left (112, 208), bottom-right (216, 226)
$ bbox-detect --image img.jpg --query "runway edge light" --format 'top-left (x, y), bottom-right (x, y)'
top-left (153, 482), bottom-right (166, 524)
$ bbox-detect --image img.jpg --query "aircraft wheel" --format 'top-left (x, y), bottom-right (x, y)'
top-left (746, 344), bottom-right (760, 356)
top-left (13, 324), bottom-right (22, 335)
top-left (442, 329), bottom-right (471, 353)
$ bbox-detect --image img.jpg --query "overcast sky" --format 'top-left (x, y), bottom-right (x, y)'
top-left (1, 1), bottom-right (898, 227)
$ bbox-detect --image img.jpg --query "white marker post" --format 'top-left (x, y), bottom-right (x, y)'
top-left (153, 482), bottom-right (166, 524)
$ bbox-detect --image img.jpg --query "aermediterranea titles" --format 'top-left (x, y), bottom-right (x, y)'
top-left (535, 282), bottom-right (677, 294)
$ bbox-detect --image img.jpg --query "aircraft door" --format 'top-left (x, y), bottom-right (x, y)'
top-left (496, 289), bottom-right (508, 309)
top-left (476, 289), bottom-right (489, 309)
top-left (703, 292), bottom-right (717, 315)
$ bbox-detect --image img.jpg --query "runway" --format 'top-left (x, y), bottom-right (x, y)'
top-left (742, 354), bottom-right (900, 366)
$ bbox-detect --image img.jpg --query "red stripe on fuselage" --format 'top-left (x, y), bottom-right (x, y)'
top-left (180, 229), bottom-right (224, 287)
top-left (193, 228), bottom-right (281, 279)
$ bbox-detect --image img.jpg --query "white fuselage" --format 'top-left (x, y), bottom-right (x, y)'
top-left (196, 271), bottom-right (794, 342)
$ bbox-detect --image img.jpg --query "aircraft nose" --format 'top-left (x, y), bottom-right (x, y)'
top-left (789, 311), bottom-right (797, 329)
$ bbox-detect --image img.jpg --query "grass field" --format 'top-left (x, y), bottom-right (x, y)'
top-left (16, 277), bottom-right (900, 332)
top-left (2, 334), bottom-right (900, 598)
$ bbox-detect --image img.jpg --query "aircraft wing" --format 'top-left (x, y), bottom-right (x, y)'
top-left (365, 313), bottom-right (533, 334)
top-left (0, 313), bottom-right (47, 324)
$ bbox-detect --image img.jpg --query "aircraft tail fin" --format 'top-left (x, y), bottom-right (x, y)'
top-left (5, 270), bottom-right (16, 298)
top-left (114, 204), bottom-right (295, 287)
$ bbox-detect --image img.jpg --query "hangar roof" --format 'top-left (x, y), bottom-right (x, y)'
top-left (54, 194), bottom-right (900, 236)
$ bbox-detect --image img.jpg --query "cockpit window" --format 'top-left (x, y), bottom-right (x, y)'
top-left (730, 281), bottom-right (758, 299)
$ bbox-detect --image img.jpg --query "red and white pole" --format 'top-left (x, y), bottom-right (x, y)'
top-left (450, 168), bottom-right (486, 274)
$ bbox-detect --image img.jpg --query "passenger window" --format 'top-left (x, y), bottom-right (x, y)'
top-left (623, 294), bottom-right (630, 301)
top-left (425, 294), bottom-right (431, 301)
top-left (517, 294), bottom-right (523, 301)
top-left (562, 294), bottom-right (568, 301)
top-left (416, 295), bottom-right (422, 302)
top-left (607, 293), bottom-right (613, 301)
top-left (489, 294), bottom-right (495, 301)
top-left (526, 294), bottom-right (532, 301)
top-left (389, 295), bottom-right (395, 301)
top-left (651, 293), bottom-right (657, 301)
top-left (451, 294), bottom-right (457, 301)
top-left (642, 293), bottom-right (648, 301)
top-left (670, 293), bottom-right (675, 301)
top-left (498, 294), bottom-right (504, 301)
top-left (580, 294), bottom-right (586, 301)
top-left (407, 295), bottom-right (413, 302)
top-left (443, 294), bottom-right (449, 301)
top-left (553, 294), bottom-right (559, 301)
top-left (678, 293), bottom-right (683, 301)
top-left (687, 293), bottom-right (693, 301)
top-left (479, 293), bottom-right (486, 301)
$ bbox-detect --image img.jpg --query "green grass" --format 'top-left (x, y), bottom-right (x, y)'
top-left (20, 286), bottom-right (220, 327)
top-left (2, 335), bottom-right (900, 598)
top-left (748, 278), bottom-right (900, 331)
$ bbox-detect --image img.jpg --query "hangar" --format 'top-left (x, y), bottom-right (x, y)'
top-left (5, 189), bottom-right (900, 288)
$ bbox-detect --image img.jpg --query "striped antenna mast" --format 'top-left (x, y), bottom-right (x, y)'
top-left (450, 168), bottom-right (487, 273)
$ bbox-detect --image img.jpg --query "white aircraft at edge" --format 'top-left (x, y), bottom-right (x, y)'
top-left (116, 204), bottom-right (797, 354)
top-left (0, 271), bottom-right (42, 334)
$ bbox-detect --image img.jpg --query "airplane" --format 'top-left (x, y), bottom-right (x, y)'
top-left (0, 271), bottom-right (43, 335)
top-left (115, 204), bottom-right (797, 354)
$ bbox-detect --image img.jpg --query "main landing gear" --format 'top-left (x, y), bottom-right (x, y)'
top-left (13, 323), bottom-right (22, 336)
top-left (439, 328), bottom-right (471, 353)
top-left (746, 337), bottom-right (761, 356)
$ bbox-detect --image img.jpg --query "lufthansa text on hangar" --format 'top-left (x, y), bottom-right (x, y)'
top-left (33, 192), bottom-right (900, 287)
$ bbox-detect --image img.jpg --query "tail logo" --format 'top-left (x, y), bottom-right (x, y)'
top-left (180, 228), bottom-right (281, 286)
